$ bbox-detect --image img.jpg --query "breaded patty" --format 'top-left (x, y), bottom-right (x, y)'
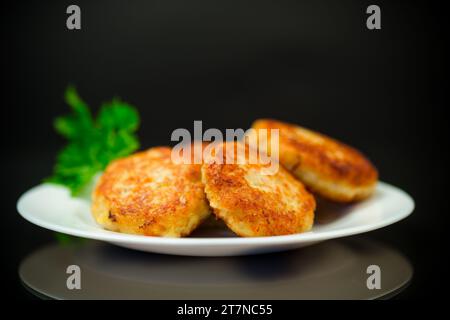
top-left (92, 147), bottom-right (210, 237)
top-left (250, 119), bottom-right (378, 202)
top-left (201, 142), bottom-right (315, 237)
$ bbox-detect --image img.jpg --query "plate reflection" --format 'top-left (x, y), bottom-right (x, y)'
top-left (19, 236), bottom-right (412, 299)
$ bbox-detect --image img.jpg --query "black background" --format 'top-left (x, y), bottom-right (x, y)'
top-left (2, 0), bottom-right (448, 299)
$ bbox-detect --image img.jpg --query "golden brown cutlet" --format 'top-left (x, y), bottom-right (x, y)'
top-left (91, 146), bottom-right (210, 237)
top-left (201, 141), bottom-right (315, 237)
top-left (250, 119), bottom-right (378, 202)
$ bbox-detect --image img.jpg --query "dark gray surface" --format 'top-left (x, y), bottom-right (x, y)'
top-left (19, 237), bottom-right (412, 300)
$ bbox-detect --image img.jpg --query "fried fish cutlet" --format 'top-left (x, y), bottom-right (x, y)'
top-left (250, 119), bottom-right (378, 202)
top-left (91, 147), bottom-right (210, 237)
top-left (201, 141), bottom-right (315, 237)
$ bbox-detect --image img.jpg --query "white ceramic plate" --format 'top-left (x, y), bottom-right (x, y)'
top-left (17, 182), bottom-right (414, 256)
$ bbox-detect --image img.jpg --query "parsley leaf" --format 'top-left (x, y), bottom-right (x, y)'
top-left (47, 86), bottom-right (140, 195)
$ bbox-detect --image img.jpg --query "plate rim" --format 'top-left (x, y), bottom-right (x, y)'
top-left (17, 181), bottom-right (414, 246)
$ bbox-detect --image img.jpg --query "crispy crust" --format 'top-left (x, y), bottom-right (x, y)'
top-left (250, 119), bottom-right (378, 202)
top-left (201, 142), bottom-right (315, 237)
top-left (91, 147), bottom-right (210, 237)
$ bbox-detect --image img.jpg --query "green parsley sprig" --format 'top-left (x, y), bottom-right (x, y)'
top-left (47, 86), bottom-right (140, 195)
